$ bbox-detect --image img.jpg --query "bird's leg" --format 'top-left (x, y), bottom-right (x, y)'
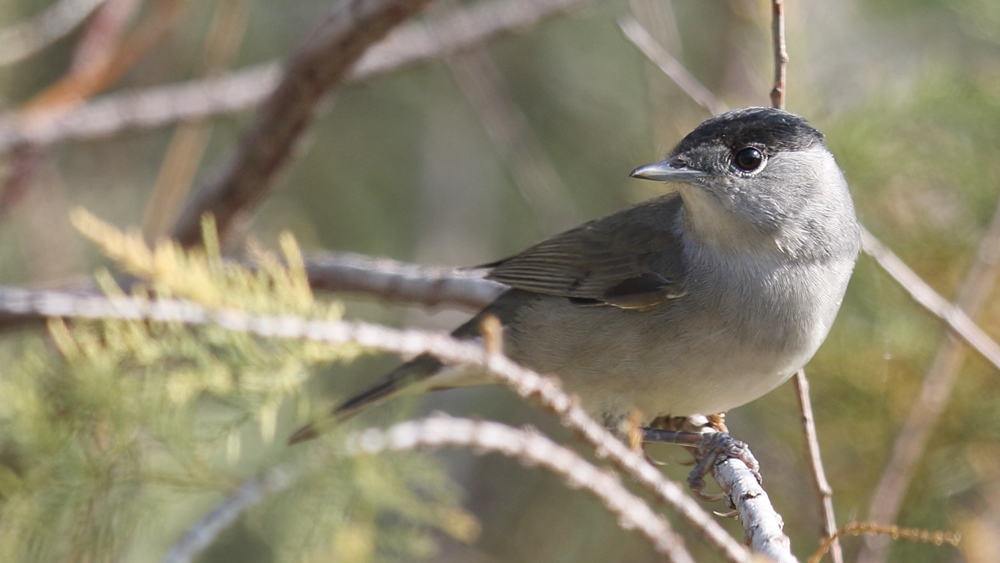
top-left (641, 414), bottom-right (761, 503)
top-left (619, 410), bottom-right (646, 453)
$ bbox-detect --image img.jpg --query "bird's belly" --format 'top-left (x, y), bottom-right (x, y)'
top-left (505, 263), bottom-right (847, 423)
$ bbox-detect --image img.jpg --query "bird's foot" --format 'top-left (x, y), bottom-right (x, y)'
top-left (641, 417), bottom-right (761, 502)
top-left (686, 431), bottom-right (761, 502)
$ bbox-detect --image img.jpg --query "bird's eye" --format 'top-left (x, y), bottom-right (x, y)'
top-left (733, 147), bottom-right (765, 172)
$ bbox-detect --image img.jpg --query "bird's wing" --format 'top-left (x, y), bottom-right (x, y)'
top-left (483, 194), bottom-right (688, 310)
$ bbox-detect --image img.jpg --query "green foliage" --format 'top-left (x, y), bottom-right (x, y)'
top-left (0, 212), bottom-right (473, 561)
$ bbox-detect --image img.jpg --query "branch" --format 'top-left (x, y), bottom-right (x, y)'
top-left (0, 0), bottom-right (109, 66)
top-left (860, 227), bottom-right (1000, 372)
top-left (617, 16), bottom-right (726, 116)
top-left (793, 370), bottom-right (842, 563)
top-left (769, 0), bottom-right (787, 109)
top-left (346, 416), bottom-right (696, 563)
top-left (168, 0), bottom-right (434, 248)
top-left (0, 0), bottom-right (603, 153)
top-left (304, 252), bottom-right (503, 311)
top-left (0, 286), bottom-right (754, 561)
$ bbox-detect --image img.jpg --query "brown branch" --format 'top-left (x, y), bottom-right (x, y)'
top-left (857, 200), bottom-right (1000, 563)
top-left (793, 370), bottom-right (843, 563)
top-left (346, 416), bottom-right (696, 563)
top-left (617, 16), bottom-right (727, 116)
top-left (0, 286), bottom-right (755, 561)
top-left (769, 0), bottom-right (787, 109)
top-left (168, 0), bottom-right (435, 248)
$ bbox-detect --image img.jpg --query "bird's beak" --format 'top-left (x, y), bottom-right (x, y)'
top-left (630, 157), bottom-right (706, 182)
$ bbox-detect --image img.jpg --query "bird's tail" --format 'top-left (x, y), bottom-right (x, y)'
top-left (287, 354), bottom-right (444, 444)
top-left (287, 289), bottom-right (522, 445)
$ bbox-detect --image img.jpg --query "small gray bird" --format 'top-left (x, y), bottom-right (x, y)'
top-left (290, 107), bottom-right (860, 443)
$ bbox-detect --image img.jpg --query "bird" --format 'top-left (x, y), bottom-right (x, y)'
top-left (289, 106), bottom-right (860, 444)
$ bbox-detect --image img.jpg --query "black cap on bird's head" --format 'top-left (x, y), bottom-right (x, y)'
top-left (630, 107), bottom-right (826, 183)
top-left (629, 107), bottom-right (856, 257)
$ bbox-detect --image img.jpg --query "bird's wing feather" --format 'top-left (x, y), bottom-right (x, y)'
top-left (484, 194), bottom-right (688, 309)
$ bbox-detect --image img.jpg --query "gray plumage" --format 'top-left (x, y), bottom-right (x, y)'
top-left (289, 107), bottom-right (860, 443)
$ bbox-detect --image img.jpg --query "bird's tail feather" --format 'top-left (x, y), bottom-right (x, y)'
top-left (288, 289), bottom-right (522, 444)
top-left (287, 353), bottom-right (444, 444)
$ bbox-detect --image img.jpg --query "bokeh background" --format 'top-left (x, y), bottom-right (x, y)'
top-left (2, 0), bottom-right (1000, 561)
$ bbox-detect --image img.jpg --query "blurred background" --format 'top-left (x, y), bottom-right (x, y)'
top-left (2, 0), bottom-right (1000, 561)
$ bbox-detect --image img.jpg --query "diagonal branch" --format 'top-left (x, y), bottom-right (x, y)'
top-left (861, 227), bottom-right (1000, 372)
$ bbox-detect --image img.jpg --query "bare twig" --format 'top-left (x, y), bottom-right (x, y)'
top-left (0, 286), bottom-right (756, 561)
top-left (304, 252), bottom-right (503, 311)
top-left (0, 0), bottom-right (109, 66)
top-left (168, 0), bottom-right (434, 248)
top-left (0, 0), bottom-right (602, 153)
top-left (617, 16), bottom-right (727, 116)
top-left (861, 227), bottom-right (1000, 372)
top-left (769, 0), bottom-right (787, 109)
top-left (857, 201), bottom-right (1000, 563)
top-left (346, 416), bottom-right (696, 562)
top-left (793, 370), bottom-right (843, 563)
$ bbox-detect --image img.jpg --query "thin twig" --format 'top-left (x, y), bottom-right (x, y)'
top-left (767, 5), bottom-right (833, 560)
top-left (346, 416), bottom-right (696, 563)
top-left (861, 227), bottom-right (1000, 372)
top-left (857, 200), bottom-right (1000, 563)
top-left (0, 0), bottom-right (109, 66)
top-left (617, 16), bottom-right (727, 116)
top-left (168, 0), bottom-right (435, 248)
top-left (769, 0), bottom-right (787, 109)
top-left (793, 370), bottom-right (843, 563)
top-left (0, 286), bottom-right (758, 561)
